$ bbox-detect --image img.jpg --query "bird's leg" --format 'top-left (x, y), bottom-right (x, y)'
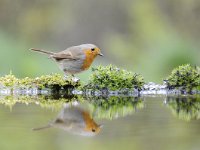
top-left (64, 74), bottom-right (80, 83)
top-left (71, 74), bottom-right (80, 83)
top-left (64, 74), bottom-right (79, 82)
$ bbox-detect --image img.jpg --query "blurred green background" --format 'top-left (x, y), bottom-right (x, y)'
top-left (0, 0), bottom-right (200, 82)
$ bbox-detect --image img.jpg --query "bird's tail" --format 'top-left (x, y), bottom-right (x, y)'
top-left (30, 48), bottom-right (55, 55)
top-left (32, 124), bottom-right (52, 131)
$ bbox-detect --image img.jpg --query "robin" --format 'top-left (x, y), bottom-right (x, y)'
top-left (30, 44), bottom-right (103, 76)
top-left (33, 105), bottom-right (102, 136)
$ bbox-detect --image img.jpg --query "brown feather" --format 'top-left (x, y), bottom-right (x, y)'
top-left (30, 48), bottom-right (55, 55)
top-left (52, 46), bottom-right (84, 60)
top-left (52, 52), bottom-right (73, 60)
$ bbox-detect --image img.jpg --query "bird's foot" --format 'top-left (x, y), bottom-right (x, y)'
top-left (64, 74), bottom-right (80, 83)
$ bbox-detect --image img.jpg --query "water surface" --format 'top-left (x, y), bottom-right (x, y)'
top-left (0, 95), bottom-right (200, 150)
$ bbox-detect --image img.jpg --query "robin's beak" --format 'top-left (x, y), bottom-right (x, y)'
top-left (98, 52), bottom-right (104, 56)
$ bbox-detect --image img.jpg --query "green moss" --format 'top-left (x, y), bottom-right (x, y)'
top-left (166, 96), bottom-right (200, 121)
top-left (0, 73), bottom-right (81, 90)
top-left (86, 96), bottom-right (144, 120)
top-left (164, 64), bottom-right (200, 93)
top-left (34, 74), bottom-right (80, 90)
top-left (0, 73), bottom-right (18, 87)
top-left (85, 65), bottom-right (144, 91)
top-left (18, 77), bottom-right (35, 88)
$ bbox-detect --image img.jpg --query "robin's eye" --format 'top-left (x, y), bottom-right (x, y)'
top-left (91, 48), bottom-right (95, 51)
top-left (92, 129), bottom-right (96, 132)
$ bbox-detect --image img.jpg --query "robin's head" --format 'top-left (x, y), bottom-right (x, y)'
top-left (81, 44), bottom-right (103, 58)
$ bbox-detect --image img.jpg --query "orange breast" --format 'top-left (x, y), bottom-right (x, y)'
top-left (82, 50), bottom-right (96, 70)
top-left (82, 111), bottom-right (100, 133)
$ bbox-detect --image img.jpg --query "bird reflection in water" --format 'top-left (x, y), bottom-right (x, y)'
top-left (33, 104), bottom-right (102, 136)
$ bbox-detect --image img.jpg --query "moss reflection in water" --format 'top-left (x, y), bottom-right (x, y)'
top-left (0, 93), bottom-right (144, 121)
top-left (166, 96), bottom-right (200, 121)
top-left (86, 96), bottom-right (144, 120)
top-left (0, 94), bottom-right (81, 110)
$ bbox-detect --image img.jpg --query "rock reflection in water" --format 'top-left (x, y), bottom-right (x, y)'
top-left (33, 104), bottom-right (102, 136)
top-left (165, 96), bottom-right (200, 121)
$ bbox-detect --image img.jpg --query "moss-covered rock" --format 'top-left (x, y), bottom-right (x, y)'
top-left (34, 74), bottom-right (81, 90)
top-left (0, 73), bottom-right (18, 87)
top-left (85, 65), bottom-right (144, 91)
top-left (164, 64), bottom-right (200, 93)
top-left (86, 96), bottom-right (144, 120)
top-left (166, 96), bottom-right (200, 121)
top-left (0, 73), bottom-right (81, 91)
top-left (18, 77), bottom-right (35, 88)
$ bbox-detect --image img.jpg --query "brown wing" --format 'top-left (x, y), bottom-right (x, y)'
top-left (52, 51), bottom-right (73, 61)
top-left (52, 46), bottom-right (84, 61)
